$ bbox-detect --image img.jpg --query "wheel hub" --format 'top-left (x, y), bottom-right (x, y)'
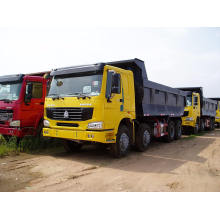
top-left (143, 130), bottom-right (150, 146)
top-left (119, 133), bottom-right (129, 151)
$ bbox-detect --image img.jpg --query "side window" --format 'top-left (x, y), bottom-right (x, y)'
top-left (111, 73), bottom-right (121, 94)
top-left (193, 96), bottom-right (198, 106)
top-left (26, 82), bottom-right (43, 98)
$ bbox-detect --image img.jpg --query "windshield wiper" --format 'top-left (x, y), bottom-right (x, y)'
top-left (65, 93), bottom-right (91, 99)
top-left (77, 93), bottom-right (91, 99)
top-left (48, 94), bottom-right (64, 100)
top-left (0, 99), bottom-right (13, 103)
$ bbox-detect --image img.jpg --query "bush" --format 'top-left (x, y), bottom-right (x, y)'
top-left (0, 136), bottom-right (18, 157)
top-left (0, 135), bottom-right (63, 157)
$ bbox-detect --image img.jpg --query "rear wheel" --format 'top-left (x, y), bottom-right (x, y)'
top-left (210, 119), bottom-right (215, 131)
top-left (200, 119), bottom-right (205, 131)
top-left (64, 140), bottom-right (83, 153)
top-left (164, 121), bottom-right (175, 142)
top-left (110, 125), bottom-right (131, 158)
top-left (174, 120), bottom-right (182, 140)
top-left (135, 123), bottom-right (151, 152)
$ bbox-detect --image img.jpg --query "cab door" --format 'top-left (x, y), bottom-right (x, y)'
top-left (104, 67), bottom-right (123, 130)
top-left (21, 79), bottom-right (44, 128)
top-left (193, 93), bottom-right (200, 120)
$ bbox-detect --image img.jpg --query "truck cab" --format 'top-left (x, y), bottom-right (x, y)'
top-left (182, 92), bottom-right (201, 133)
top-left (43, 64), bottom-right (135, 147)
top-left (209, 98), bottom-right (220, 128)
top-left (0, 72), bottom-right (50, 139)
top-left (178, 87), bottom-right (217, 134)
top-left (216, 101), bottom-right (220, 127)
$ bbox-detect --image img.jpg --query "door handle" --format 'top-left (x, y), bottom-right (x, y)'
top-left (40, 102), bottom-right (44, 105)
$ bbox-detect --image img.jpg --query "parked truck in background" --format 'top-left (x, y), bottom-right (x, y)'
top-left (0, 71), bottom-right (50, 141)
top-left (177, 87), bottom-right (217, 134)
top-left (209, 98), bottom-right (220, 128)
top-left (43, 59), bottom-right (186, 158)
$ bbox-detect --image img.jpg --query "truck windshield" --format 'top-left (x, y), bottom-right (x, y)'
top-left (48, 73), bottom-right (103, 97)
top-left (186, 95), bottom-right (192, 106)
top-left (0, 82), bottom-right (22, 101)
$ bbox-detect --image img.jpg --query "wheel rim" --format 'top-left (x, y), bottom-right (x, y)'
top-left (143, 130), bottom-right (150, 147)
top-left (119, 133), bottom-right (129, 152)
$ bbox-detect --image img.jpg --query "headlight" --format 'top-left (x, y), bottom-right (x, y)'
top-left (43, 120), bottom-right (50, 127)
top-left (10, 120), bottom-right (20, 127)
top-left (185, 117), bottom-right (194, 121)
top-left (87, 121), bottom-right (103, 130)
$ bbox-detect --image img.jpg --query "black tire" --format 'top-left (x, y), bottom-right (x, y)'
top-left (164, 121), bottom-right (175, 142)
top-left (37, 121), bottom-right (44, 138)
top-left (110, 125), bottom-right (131, 158)
top-left (135, 123), bottom-right (151, 152)
top-left (64, 140), bottom-right (83, 153)
top-left (200, 119), bottom-right (205, 131)
top-left (210, 119), bottom-right (215, 131)
top-left (192, 122), bottom-right (199, 134)
top-left (207, 118), bottom-right (214, 131)
top-left (174, 120), bottom-right (182, 140)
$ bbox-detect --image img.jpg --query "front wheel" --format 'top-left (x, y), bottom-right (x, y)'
top-left (192, 122), bottom-right (199, 134)
top-left (110, 125), bottom-right (131, 158)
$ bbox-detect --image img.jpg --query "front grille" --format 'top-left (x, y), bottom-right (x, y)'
top-left (46, 107), bottom-right (93, 121)
top-left (57, 122), bottom-right (79, 127)
top-left (0, 109), bottom-right (13, 121)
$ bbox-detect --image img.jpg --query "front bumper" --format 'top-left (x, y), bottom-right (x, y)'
top-left (182, 120), bottom-right (194, 127)
top-left (0, 127), bottom-right (23, 137)
top-left (43, 127), bottom-right (116, 143)
top-left (0, 126), bottom-right (35, 137)
top-left (215, 117), bottom-right (220, 123)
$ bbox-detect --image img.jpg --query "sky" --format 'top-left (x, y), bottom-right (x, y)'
top-left (0, 27), bottom-right (219, 97)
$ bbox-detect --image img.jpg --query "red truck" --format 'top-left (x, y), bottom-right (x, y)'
top-left (0, 71), bottom-right (50, 140)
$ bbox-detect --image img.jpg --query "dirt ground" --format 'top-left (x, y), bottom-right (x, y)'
top-left (1, 129), bottom-right (220, 192)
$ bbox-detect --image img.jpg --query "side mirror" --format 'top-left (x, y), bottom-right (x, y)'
top-left (24, 82), bottom-right (33, 104)
top-left (105, 70), bottom-right (113, 100)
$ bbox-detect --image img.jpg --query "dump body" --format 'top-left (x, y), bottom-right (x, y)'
top-left (0, 71), bottom-right (50, 138)
top-left (107, 59), bottom-right (186, 118)
top-left (209, 98), bottom-right (220, 125)
top-left (202, 97), bottom-right (217, 117)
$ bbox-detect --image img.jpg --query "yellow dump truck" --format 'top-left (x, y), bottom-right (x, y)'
top-left (43, 59), bottom-right (186, 157)
top-left (209, 98), bottom-right (220, 128)
top-left (178, 87), bottom-right (217, 134)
